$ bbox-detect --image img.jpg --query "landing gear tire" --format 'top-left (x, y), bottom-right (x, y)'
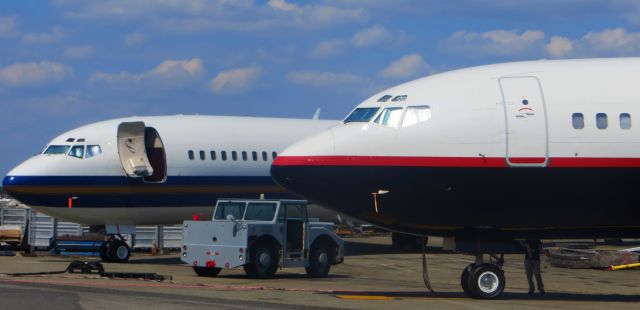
top-left (99, 242), bottom-right (110, 261)
top-left (193, 266), bottom-right (221, 277)
top-left (461, 264), bottom-right (473, 296)
top-left (100, 239), bottom-right (130, 263)
top-left (246, 241), bottom-right (278, 278)
top-left (466, 263), bottom-right (505, 299)
top-left (108, 239), bottom-right (131, 263)
top-left (306, 242), bottom-right (332, 277)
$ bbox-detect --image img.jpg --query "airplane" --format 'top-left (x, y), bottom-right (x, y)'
top-left (270, 58), bottom-right (640, 299)
top-left (2, 115), bottom-right (339, 262)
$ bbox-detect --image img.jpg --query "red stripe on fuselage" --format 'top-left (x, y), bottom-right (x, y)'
top-left (273, 156), bottom-right (640, 168)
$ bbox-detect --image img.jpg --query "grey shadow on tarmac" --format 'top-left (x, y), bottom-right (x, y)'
top-left (321, 290), bottom-right (640, 302)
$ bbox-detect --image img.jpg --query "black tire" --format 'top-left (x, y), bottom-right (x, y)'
top-left (108, 240), bottom-right (130, 263)
top-left (193, 266), bottom-right (222, 277)
top-left (243, 264), bottom-right (256, 277)
top-left (467, 263), bottom-right (505, 299)
top-left (306, 241), bottom-right (332, 277)
top-left (461, 264), bottom-right (473, 296)
top-left (99, 242), bottom-right (110, 262)
top-left (246, 241), bottom-right (278, 278)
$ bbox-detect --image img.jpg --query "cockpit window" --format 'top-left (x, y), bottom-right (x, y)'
top-left (377, 95), bottom-right (392, 102)
top-left (344, 108), bottom-right (380, 123)
top-left (402, 105), bottom-right (431, 127)
top-left (392, 95), bottom-right (407, 102)
top-left (44, 145), bottom-right (71, 155)
top-left (69, 145), bottom-right (85, 158)
top-left (374, 107), bottom-right (404, 128)
top-left (85, 145), bottom-right (102, 158)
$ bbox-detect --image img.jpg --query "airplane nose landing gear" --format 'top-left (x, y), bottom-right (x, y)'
top-left (462, 254), bottom-right (506, 299)
top-left (99, 234), bottom-right (131, 263)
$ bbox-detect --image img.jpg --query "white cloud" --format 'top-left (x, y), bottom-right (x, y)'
top-left (287, 71), bottom-right (364, 87)
top-left (577, 27), bottom-right (640, 55)
top-left (0, 16), bottom-right (18, 38)
top-left (64, 45), bottom-right (94, 59)
top-left (90, 58), bottom-right (204, 88)
top-left (0, 61), bottom-right (71, 87)
top-left (352, 24), bottom-right (391, 48)
top-left (268, 0), bottom-right (302, 13)
top-left (21, 26), bottom-right (66, 44)
top-left (208, 66), bottom-right (262, 94)
top-left (309, 39), bottom-right (347, 58)
top-left (439, 29), bottom-right (544, 57)
top-left (58, 0), bottom-right (364, 32)
top-left (379, 54), bottom-right (429, 80)
top-left (545, 36), bottom-right (573, 58)
top-left (125, 32), bottom-right (148, 47)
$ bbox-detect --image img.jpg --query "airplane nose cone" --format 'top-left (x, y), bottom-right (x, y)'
top-left (271, 128), bottom-right (337, 203)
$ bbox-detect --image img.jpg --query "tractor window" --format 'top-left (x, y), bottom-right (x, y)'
top-left (244, 202), bottom-right (277, 221)
top-left (214, 202), bottom-right (246, 220)
top-left (278, 203), bottom-right (307, 221)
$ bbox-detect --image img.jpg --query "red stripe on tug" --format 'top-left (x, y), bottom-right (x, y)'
top-left (273, 156), bottom-right (640, 168)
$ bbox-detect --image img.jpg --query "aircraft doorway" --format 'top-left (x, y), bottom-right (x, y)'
top-left (499, 76), bottom-right (548, 167)
top-left (117, 122), bottom-right (167, 182)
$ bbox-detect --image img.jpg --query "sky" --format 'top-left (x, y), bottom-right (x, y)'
top-left (2, 0), bottom-right (640, 175)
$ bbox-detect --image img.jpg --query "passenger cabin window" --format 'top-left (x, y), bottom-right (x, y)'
top-left (272, 152), bottom-right (277, 160)
top-left (620, 113), bottom-right (632, 129)
top-left (572, 113), bottom-right (584, 129)
top-left (377, 95), bottom-right (392, 102)
top-left (221, 151), bottom-right (227, 161)
top-left (85, 145), bottom-right (102, 158)
top-left (214, 202), bottom-right (246, 220)
top-left (374, 107), bottom-right (403, 128)
top-left (596, 113), bottom-right (608, 129)
top-left (244, 202), bottom-right (277, 221)
top-left (344, 107), bottom-right (380, 123)
top-left (44, 145), bottom-right (71, 155)
top-left (262, 151), bottom-right (268, 161)
top-left (252, 151), bottom-right (258, 161)
top-left (402, 105), bottom-right (431, 127)
top-left (242, 151), bottom-right (247, 161)
top-left (199, 150), bottom-right (205, 160)
top-left (210, 151), bottom-right (216, 160)
top-left (188, 150), bottom-right (194, 160)
top-left (69, 145), bottom-right (84, 159)
top-left (232, 151), bottom-right (238, 161)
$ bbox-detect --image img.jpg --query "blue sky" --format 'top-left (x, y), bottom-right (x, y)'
top-left (2, 0), bottom-right (640, 175)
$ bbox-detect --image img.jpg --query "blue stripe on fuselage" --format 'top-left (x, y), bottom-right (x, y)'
top-left (3, 175), bottom-right (294, 208)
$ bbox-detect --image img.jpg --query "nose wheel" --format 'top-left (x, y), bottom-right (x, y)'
top-left (461, 255), bottom-right (505, 299)
top-left (99, 235), bottom-right (131, 263)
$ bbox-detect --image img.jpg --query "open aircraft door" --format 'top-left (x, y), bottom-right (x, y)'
top-left (118, 122), bottom-right (154, 178)
top-left (499, 76), bottom-right (549, 167)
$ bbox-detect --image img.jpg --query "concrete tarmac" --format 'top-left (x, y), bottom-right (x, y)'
top-left (0, 236), bottom-right (639, 309)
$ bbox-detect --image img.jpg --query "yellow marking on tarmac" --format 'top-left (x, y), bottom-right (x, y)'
top-left (335, 295), bottom-right (397, 300)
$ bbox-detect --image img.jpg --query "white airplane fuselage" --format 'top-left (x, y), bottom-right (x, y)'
top-left (3, 115), bottom-right (339, 226)
top-left (272, 58), bottom-right (640, 240)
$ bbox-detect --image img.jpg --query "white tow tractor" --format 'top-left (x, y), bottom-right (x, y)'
top-left (181, 199), bottom-right (344, 278)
